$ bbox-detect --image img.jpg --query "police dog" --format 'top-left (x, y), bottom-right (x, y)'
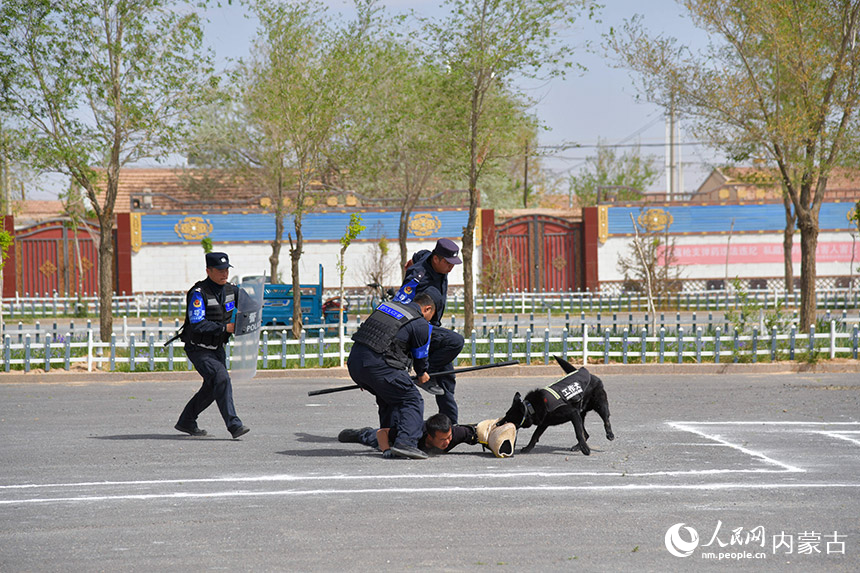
top-left (499, 356), bottom-right (614, 455)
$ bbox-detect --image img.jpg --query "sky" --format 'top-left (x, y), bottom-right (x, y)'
top-left (24, 0), bottom-right (717, 200)
top-left (200, 0), bottom-right (721, 196)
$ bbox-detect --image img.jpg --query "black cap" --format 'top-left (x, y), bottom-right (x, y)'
top-left (205, 252), bottom-right (232, 270)
top-left (432, 238), bottom-right (462, 265)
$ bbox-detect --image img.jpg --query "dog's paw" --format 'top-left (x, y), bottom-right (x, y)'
top-left (520, 446), bottom-right (534, 454)
top-left (606, 431), bottom-right (615, 441)
top-left (575, 443), bottom-right (591, 455)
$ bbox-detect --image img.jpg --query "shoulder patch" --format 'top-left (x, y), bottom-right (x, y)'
top-left (189, 292), bottom-right (206, 323)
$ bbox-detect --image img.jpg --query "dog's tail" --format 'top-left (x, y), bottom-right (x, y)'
top-left (553, 355), bottom-right (578, 374)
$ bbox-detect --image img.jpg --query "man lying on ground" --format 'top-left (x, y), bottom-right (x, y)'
top-left (339, 413), bottom-right (477, 457)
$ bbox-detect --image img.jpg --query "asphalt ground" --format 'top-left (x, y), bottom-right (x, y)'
top-left (2, 366), bottom-right (860, 572)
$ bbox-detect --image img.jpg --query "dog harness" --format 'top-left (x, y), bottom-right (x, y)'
top-left (542, 367), bottom-right (592, 413)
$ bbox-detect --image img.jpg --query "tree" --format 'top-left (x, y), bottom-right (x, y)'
top-left (610, 0), bottom-right (860, 330)
top-left (425, 0), bottom-right (592, 334)
top-left (337, 213), bottom-right (365, 365)
top-left (0, 0), bottom-right (216, 340)
top-left (339, 40), bottom-right (456, 274)
top-left (0, 227), bottom-right (12, 333)
top-left (617, 210), bottom-right (683, 332)
top-left (568, 143), bottom-right (658, 207)
top-left (230, 0), bottom-right (371, 338)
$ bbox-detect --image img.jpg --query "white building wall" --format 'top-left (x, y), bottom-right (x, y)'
top-left (132, 240), bottom-right (471, 293)
top-left (599, 231), bottom-right (857, 284)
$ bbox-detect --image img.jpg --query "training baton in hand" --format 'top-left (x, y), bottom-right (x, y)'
top-left (306, 360), bottom-right (520, 396)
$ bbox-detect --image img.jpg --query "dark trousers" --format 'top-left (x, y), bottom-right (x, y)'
top-left (429, 326), bottom-right (464, 424)
top-left (178, 345), bottom-right (243, 432)
top-left (347, 345), bottom-right (424, 449)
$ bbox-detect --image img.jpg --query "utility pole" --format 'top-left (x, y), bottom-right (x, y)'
top-left (665, 99), bottom-right (683, 200)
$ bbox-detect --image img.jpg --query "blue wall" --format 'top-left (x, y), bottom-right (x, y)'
top-left (141, 209), bottom-right (469, 244)
top-left (607, 202), bottom-right (856, 235)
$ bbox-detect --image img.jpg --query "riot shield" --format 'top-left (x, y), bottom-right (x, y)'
top-left (230, 277), bottom-right (264, 383)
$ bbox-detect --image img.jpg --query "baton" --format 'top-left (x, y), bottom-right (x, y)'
top-left (306, 360), bottom-right (520, 396)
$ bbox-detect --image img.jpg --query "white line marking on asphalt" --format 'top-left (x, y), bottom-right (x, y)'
top-left (667, 421), bottom-right (805, 472)
top-left (5, 420), bottom-right (857, 506)
top-left (3, 483), bottom-right (860, 505)
top-left (0, 465), bottom-right (796, 492)
top-left (817, 432), bottom-right (860, 446)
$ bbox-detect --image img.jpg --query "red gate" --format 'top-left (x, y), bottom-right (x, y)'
top-left (495, 215), bottom-right (582, 292)
top-left (15, 219), bottom-right (100, 296)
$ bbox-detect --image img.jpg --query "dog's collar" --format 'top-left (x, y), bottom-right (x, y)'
top-left (521, 399), bottom-right (535, 426)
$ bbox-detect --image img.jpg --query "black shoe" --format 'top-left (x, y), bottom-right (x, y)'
top-left (230, 425), bottom-right (250, 439)
top-left (415, 380), bottom-right (445, 396)
top-left (338, 427), bottom-right (372, 443)
top-left (389, 444), bottom-right (429, 460)
top-left (175, 423), bottom-right (207, 437)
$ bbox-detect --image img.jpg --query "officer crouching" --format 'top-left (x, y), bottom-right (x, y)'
top-left (174, 252), bottom-right (250, 439)
top-left (347, 293), bottom-right (437, 459)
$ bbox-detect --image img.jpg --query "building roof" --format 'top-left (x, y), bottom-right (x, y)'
top-left (693, 167), bottom-right (860, 202)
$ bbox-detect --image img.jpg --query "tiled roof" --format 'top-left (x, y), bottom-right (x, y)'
top-left (693, 167), bottom-right (860, 202)
top-left (109, 167), bottom-right (266, 212)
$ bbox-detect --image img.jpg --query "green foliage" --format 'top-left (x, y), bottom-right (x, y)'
top-left (201, 237), bottom-right (213, 253)
top-left (426, 0), bottom-right (594, 331)
top-left (724, 278), bottom-right (792, 337)
top-left (0, 229), bottom-right (12, 272)
top-left (568, 144), bottom-right (659, 207)
top-left (0, 0), bottom-right (217, 340)
top-left (609, 0), bottom-right (860, 331)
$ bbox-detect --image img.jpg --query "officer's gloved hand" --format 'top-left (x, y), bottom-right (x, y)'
top-left (382, 449), bottom-right (395, 459)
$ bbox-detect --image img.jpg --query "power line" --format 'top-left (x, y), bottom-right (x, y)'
top-left (538, 141), bottom-right (712, 150)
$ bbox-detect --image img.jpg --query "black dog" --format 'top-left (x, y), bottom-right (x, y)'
top-left (499, 356), bottom-right (614, 455)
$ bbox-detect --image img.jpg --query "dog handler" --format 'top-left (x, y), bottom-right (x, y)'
top-left (401, 238), bottom-right (466, 424)
top-left (173, 252), bottom-right (250, 439)
top-left (348, 293), bottom-right (437, 459)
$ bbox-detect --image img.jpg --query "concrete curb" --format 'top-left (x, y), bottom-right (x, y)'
top-left (1, 360), bottom-right (857, 384)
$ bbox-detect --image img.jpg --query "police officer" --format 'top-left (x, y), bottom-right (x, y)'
top-left (402, 238), bottom-right (465, 424)
top-left (347, 292), bottom-right (436, 460)
top-left (174, 252), bottom-right (250, 439)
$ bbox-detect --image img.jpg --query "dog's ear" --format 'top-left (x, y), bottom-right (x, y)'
top-left (513, 391), bottom-right (522, 403)
top-left (553, 355), bottom-right (577, 374)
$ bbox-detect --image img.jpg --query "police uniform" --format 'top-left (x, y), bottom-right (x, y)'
top-left (347, 300), bottom-right (432, 454)
top-left (175, 252), bottom-right (248, 438)
top-left (402, 239), bottom-right (465, 423)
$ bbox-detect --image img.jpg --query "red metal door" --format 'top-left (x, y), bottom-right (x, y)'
top-left (15, 220), bottom-right (99, 296)
top-left (495, 215), bottom-right (582, 292)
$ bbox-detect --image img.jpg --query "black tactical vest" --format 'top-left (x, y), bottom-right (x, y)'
top-left (352, 301), bottom-right (422, 369)
top-left (543, 367), bottom-right (592, 412)
top-left (180, 280), bottom-right (237, 349)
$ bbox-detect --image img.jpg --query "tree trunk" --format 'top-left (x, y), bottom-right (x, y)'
top-left (97, 211), bottom-right (114, 342)
top-left (782, 194), bottom-right (795, 293)
top-left (463, 84), bottom-right (482, 335)
top-left (398, 205), bottom-right (410, 279)
top-left (270, 173), bottom-right (285, 282)
top-left (797, 211), bottom-right (818, 332)
top-left (290, 219), bottom-right (304, 340)
top-left (290, 181), bottom-right (306, 339)
top-left (270, 208), bottom-right (283, 282)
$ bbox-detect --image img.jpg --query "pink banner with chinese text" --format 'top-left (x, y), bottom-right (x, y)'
top-left (660, 242), bottom-right (860, 265)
